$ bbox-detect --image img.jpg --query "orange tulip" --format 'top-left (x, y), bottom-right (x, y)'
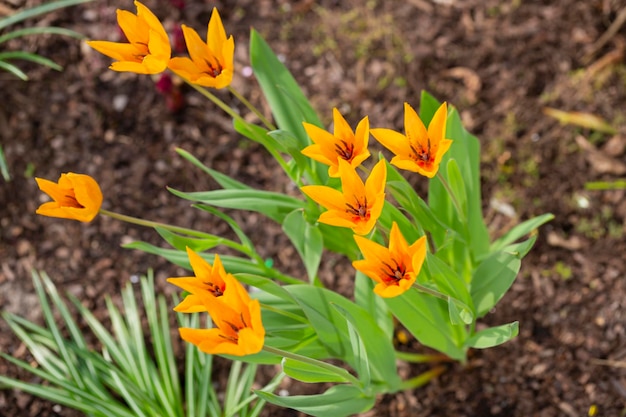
top-left (371, 102), bottom-right (452, 178)
top-left (179, 276), bottom-right (265, 356)
top-left (301, 108), bottom-right (370, 177)
top-left (35, 173), bottom-right (102, 222)
top-left (168, 8), bottom-right (234, 88)
top-left (353, 222), bottom-right (427, 298)
top-left (301, 159), bottom-right (386, 235)
top-left (167, 249), bottom-right (233, 313)
top-left (87, 1), bottom-right (171, 74)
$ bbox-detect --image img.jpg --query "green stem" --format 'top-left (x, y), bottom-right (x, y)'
top-left (436, 172), bottom-right (466, 222)
top-left (262, 345), bottom-right (361, 387)
top-left (395, 351), bottom-right (451, 364)
top-left (98, 208), bottom-right (251, 256)
top-left (398, 365), bottom-right (447, 391)
top-left (228, 86), bottom-right (276, 130)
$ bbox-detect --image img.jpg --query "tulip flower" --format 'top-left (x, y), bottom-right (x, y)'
top-left (87, 1), bottom-right (171, 74)
top-left (301, 159), bottom-right (386, 235)
top-left (301, 108), bottom-right (370, 177)
top-left (168, 8), bottom-right (234, 89)
top-left (371, 102), bottom-right (452, 178)
top-left (167, 249), bottom-right (233, 313)
top-left (178, 274), bottom-right (265, 356)
top-left (353, 222), bottom-right (427, 298)
top-left (35, 173), bottom-right (102, 222)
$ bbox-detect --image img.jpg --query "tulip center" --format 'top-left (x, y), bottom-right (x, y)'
top-left (220, 313), bottom-right (247, 342)
top-left (410, 137), bottom-right (433, 167)
top-left (62, 193), bottom-right (85, 209)
top-left (334, 140), bottom-right (354, 161)
top-left (202, 58), bottom-right (223, 78)
top-left (345, 197), bottom-right (369, 222)
top-left (381, 260), bottom-right (407, 285)
top-left (204, 281), bottom-right (224, 297)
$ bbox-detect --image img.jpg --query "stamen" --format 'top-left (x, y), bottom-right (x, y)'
top-left (381, 260), bottom-right (406, 285)
top-left (334, 140), bottom-right (354, 161)
top-left (345, 196), bottom-right (369, 220)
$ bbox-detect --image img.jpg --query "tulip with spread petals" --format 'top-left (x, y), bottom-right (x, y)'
top-left (301, 159), bottom-right (386, 236)
top-left (301, 108), bottom-right (370, 177)
top-left (353, 222), bottom-right (427, 298)
top-left (371, 102), bottom-right (452, 178)
top-left (178, 275), bottom-right (265, 356)
top-left (35, 173), bottom-right (102, 222)
top-left (87, 1), bottom-right (171, 74)
top-left (167, 249), bottom-right (234, 313)
top-left (168, 8), bottom-right (234, 89)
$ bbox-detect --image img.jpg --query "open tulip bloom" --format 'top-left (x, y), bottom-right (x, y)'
top-left (371, 102), bottom-right (452, 178)
top-left (27, 5), bottom-right (556, 417)
top-left (301, 108), bottom-right (370, 178)
top-left (301, 159), bottom-right (386, 235)
top-left (353, 222), bottom-right (427, 298)
top-left (168, 8), bottom-right (234, 88)
top-left (87, 1), bottom-right (171, 74)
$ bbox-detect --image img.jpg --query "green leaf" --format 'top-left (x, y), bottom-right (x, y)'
top-left (446, 158), bottom-right (468, 219)
top-left (249, 29), bottom-right (323, 148)
top-left (168, 187), bottom-right (304, 224)
top-left (0, 0), bottom-right (93, 31)
top-left (282, 209), bottom-right (323, 283)
top-left (0, 59), bottom-right (28, 80)
top-left (470, 250), bottom-right (522, 318)
top-left (465, 322), bottom-right (519, 349)
top-left (331, 304), bottom-right (371, 386)
top-left (154, 227), bottom-right (221, 252)
top-left (0, 51), bottom-right (62, 71)
top-left (282, 357), bottom-right (353, 384)
top-left (490, 213), bottom-right (554, 252)
top-left (286, 285), bottom-right (400, 388)
top-left (254, 384), bottom-right (376, 417)
top-left (386, 289), bottom-right (467, 361)
top-left (0, 26), bottom-right (85, 44)
top-left (175, 148), bottom-right (249, 190)
top-left (0, 145), bottom-right (10, 181)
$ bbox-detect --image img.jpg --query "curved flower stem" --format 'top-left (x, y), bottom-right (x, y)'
top-left (398, 365), bottom-right (447, 391)
top-left (99, 208), bottom-right (250, 256)
top-left (262, 345), bottom-right (362, 387)
top-left (435, 172), bottom-right (466, 222)
top-left (228, 86), bottom-right (276, 131)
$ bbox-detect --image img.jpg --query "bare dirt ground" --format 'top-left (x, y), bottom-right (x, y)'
top-left (1, 0), bottom-right (626, 416)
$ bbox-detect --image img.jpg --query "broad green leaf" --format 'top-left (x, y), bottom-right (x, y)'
top-left (254, 384), bottom-right (376, 417)
top-left (249, 29), bottom-right (323, 147)
top-left (282, 209), bottom-right (324, 283)
top-left (378, 200), bottom-right (421, 243)
top-left (286, 285), bottom-right (400, 388)
top-left (331, 304), bottom-right (371, 386)
top-left (282, 357), bottom-right (353, 384)
top-left (470, 250), bottom-right (522, 318)
top-left (423, 253), bottom-right (473, 311)
top-left (447, 296), bottom-right (474, 325)
top-left (490, 213), bottom-right (554, 252)
top-left (446, 158), bottom-right (468, 219)
top-left (465, 322), bottom-right (519, 349)
top-left (386, 289), bottom-right (467, 361)
top-left (502, 235), bottom-right (537, 259)
top-left (168, 187), bottom-right (304, 223)
top-left (353, 272), bottom-right (394, 340)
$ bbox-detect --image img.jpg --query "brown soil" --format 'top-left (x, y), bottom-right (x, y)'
top-left (2, 0), bottom-right (626, 416)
